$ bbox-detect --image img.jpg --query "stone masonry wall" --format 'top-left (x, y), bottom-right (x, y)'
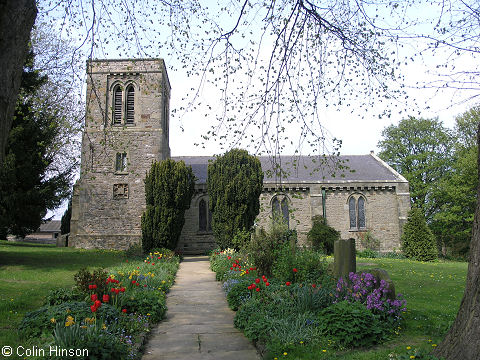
top-left (70, 59), bottom-right (170, 250)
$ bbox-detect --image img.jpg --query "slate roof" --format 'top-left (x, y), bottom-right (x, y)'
top-left (172, 154), bottom-right (406, 184)
top-left (38, 220), bottom-right (61, 233)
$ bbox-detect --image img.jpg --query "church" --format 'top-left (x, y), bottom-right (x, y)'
top-left (70, 59), bottom-right (411, 254)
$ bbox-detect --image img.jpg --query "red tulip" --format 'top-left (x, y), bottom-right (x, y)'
top-left (115, 288), bottom-right (120, 294)
top-left (120, 287), bottom-right (126, 292)
top-left (111, 288), bottom-right (116, 292)
top-left (286, 282), bottom-right (291, 286)
top-left (266, 282), bottom-right (270, 286)
top-left (255, 278), bottom-right (260, 284)
top-left (230, 267), bottom-right (233, 270)
top-left (227, 256), bottom-right (231, 260)
top-left (256, 288), bottom-right (260, 292)
top-left (91, 294), bottom-right (97, 302)
top-left (131, 280), bottom-right (136, 284)
top-left (103, 295), bottom-right (109, 302)
top-left (293, 268), bottom-right (298, 273)
top-left (152, 263), bottom-right (155, 265)
top-left (312, 284), bottom-right (317, 288)
top-left (245, 270), bottom-right (249, 274)
top-left (122, 309), bottom-right (127, 313)
top-left (94, 300), bottom-right (102, 308)
top-left (90, 305), bottom-right (97, 312)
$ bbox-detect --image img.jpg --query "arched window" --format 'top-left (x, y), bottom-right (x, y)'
top-left (113, 86), bottom-right (122, 124)
top-left (272, 194), bottom-right (289, 228)
top-left (125, 85), bottom-right (135, 124)
top-left (199, 199), bottom-right (207, 231)
top-left (349, 195), bottom-right (366, 230)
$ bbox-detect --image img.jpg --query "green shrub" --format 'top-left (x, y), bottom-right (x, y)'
top-left (207, 148), bottom-right (264, 249)
top-left (234, 297), bottom-right (275, 342)
top-left (358, 230), bottom-right (380, 251)
top-left (51, 322), bottom-right (130, 360)
top-left (19, 301), bottom-right (121, 339)
top-left (73, 267), bottom-right (109, 296)
top-left (141, 159), bottom-right (195, 252)
top-left (121, 289), bottom-right (167, 322)
top-left (43, 287), bottom-right (83, 306)
top-left (272, 244), bottom-right (328, 283)
top-left (307, 216), bottom-right (339, 255)
top-left (225, 278), bottom-right (253, 310)
top-left (357, 249), bottom-right (379, 258)
top-left (232, 229), bottom-right (252, 250)
top-left (402, 207), bottom-right (438, 261)
top-left (318, 301), bottom-right (384, 349)
top-left (246, 219), bottom-right (294, 276)
top-left (292, 285), bottom-right (335, 313)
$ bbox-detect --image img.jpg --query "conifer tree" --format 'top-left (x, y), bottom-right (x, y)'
top-left (401, 207), bottom-right (437, 261)
top-left (207, 149), bottom-right (263, 249)
top-left (141, 159), bottom-right (195, 252)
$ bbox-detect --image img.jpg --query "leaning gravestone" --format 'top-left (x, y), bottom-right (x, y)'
top-left (334, 238), bottom-right (356, 279)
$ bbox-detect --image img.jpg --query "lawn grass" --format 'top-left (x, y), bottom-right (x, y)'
top-left (269, 257), bottom-right (468, 360)
top-left (0, 240), bottom-right (125, 355)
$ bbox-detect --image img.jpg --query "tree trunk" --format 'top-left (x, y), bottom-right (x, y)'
top-left (433, 122), bottom-right (480, 359)
top-left (0, 0), bottom-right (37, 165)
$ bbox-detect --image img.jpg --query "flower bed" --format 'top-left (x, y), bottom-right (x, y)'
top-left (19, 249), bottom-right (179, 360)
top-left (210, 248), bottom-right (407, 358)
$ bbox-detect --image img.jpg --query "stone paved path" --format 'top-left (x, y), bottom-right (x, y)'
top-left (142, 256), bottom-right (261, 360)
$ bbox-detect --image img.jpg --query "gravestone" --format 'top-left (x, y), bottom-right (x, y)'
top-left (334, 238), bottom-right (356, 279)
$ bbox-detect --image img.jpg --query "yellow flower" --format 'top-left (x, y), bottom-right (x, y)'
top-left (147, 313), bottom-right (151, 316)
top-left (406, 346), bottom-right (411, 350)
top-left (322, 350), bottom-right (326, 353)
top-left (410, 356), bottom-right (415, 359)
top-left (432, 344), bottom-right (437, 347)
top-left (65, 315), bottom-right (75, 327)
top-left (162, 280), bottom-right (166, 284)
top-left (283, 352), bottom-right (287, 356)
top-left (80, 325), bottom-right (87, 329)
top-left (102, 323), bottom-right (107, 330)
top-left (299, 341), bottom-right (303, 344)
top-left (50, 318), bottom-right (56, 324)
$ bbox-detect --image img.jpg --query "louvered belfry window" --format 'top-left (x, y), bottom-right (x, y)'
top-left (113, 86), bottom-right (122, 124)
top-left (126, 86), bottom-right (135, 124)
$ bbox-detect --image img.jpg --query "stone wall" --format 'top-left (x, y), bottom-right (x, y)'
top-left (70, 59), bottom-right (170, 250)
top-left (323, 184), bottom-right (405, 251)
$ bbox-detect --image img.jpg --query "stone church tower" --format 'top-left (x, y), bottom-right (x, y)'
top-left (70, 59), bottom-right (171, 249)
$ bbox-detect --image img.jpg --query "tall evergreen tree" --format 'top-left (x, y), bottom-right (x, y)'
top-left (401, 207), bottom-right (437, 262)
top-left (207, 149), bottom-right (264, 249)
top-left (141, 159), bottom-right (195, 252)
top-left (0, 51), bottom-right (72, 238)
